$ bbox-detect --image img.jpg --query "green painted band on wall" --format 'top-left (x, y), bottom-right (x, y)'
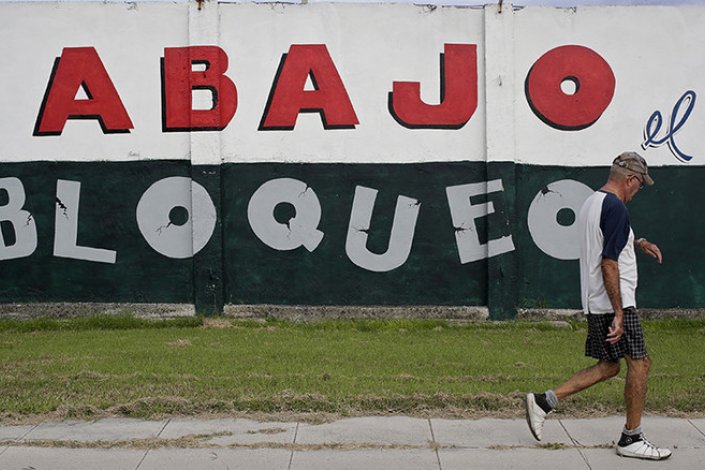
top-left (1, 161), bottom-right (702, 318)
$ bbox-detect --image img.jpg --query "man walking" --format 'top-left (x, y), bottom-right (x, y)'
top-left (525, 152), bottom-right (671, 460)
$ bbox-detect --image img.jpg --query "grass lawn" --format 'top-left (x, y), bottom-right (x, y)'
top-left (0, 316), bottom-right (703, 422)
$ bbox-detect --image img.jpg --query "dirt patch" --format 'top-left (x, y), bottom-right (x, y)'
top-left (202, 319), bottom-right (233, 329)
top-left (246, 427), bottom-right (289, 435)
top-left (0, 437), bottom-right (429, 451)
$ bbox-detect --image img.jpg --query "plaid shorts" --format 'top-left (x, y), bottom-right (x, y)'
top-left (585, 307), bottom-right (648, 362)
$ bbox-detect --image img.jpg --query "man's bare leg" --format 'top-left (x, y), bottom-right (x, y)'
top-left (554, 360), bottom-right (621, 400)
top-left (624, 355), bottom-right (651, 430)
top-left (616, 355), bottom-right (671, 460)
top-left (525, 360), bottom-right (620, 441)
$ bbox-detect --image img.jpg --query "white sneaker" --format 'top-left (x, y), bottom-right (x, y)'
top-left (524, 393), bottom-right (548, 441)
top-left (616, 433), bottom-right (672, 460)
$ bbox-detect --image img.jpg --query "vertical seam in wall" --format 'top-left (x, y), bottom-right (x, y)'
top-left (188, 0), bottom-right (197, 315)
top-left (428, 419), bottom-right (442, 470)
top-left (477, 5), bottom-right (493, 318)
top-left (483, 5), bottom-right (492, 315)
top-left (288, 422), bottom-right (300, 470)
top-left (218, 0), bottom-right (227, 315)
top-left (483, 3), bottom-right (518, 319)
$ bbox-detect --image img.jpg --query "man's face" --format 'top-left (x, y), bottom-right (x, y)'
top-left (625, 172), bottom-right (644, 202)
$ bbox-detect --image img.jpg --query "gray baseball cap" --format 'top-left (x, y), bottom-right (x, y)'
top-left (613, 152), bottom-right (654, 186)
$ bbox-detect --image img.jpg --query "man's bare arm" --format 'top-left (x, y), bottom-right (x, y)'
top-left (635, 238), bottom-right (663, 264)
top-left (601, 257), bottom-right (624, 344)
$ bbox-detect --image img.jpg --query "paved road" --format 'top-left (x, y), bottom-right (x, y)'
top-left (1, 415), bottom-right (704, 469)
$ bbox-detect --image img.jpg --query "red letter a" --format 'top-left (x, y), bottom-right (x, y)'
top-left (34, 47), bottom-right (133, 136)
top-left (259, 45), bottom-right (358, 130)
top-left (162, 46), bottom-right (238, 132)
top-left (389, 44), bottom-right (477, 129)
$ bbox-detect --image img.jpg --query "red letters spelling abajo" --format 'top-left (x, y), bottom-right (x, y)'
top-left (33, 43), bottom-right (616, 136)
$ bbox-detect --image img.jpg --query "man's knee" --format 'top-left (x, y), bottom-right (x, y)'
top-left (627, 355), bottom-right (651, 375)
top-left (642, 356), bottom-right (652, 373)
top-left (598, 360), bottom-right (621, 379)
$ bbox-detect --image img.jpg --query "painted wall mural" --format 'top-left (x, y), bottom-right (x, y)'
top-left (642, 90), bottom-right (696, 163)
top-left (1, 3), bottom-right (704, 318)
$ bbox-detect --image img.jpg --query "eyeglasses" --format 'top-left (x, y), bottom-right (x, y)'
top-left (630, 173), bottom-right (645, 190)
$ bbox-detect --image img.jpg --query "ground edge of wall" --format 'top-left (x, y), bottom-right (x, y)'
top-left (2, 303), bottom-right (704, 321)
top-left (0, 303), bottom-right (196, 320)
top-left (223, 304), bottom-right (490, 321)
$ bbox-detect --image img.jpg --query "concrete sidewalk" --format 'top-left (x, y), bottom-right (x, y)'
top-left (1, 416), bottom-right (704, 469)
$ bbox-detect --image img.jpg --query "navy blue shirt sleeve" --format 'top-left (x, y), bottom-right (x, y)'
top-left (599, 192), bottom-right (630, 261)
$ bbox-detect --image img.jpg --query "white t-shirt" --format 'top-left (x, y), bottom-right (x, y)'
top-left (577, 190), bottom-right (638, 314)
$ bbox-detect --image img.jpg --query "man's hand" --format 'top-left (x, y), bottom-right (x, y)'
top-left (637, 238), bottom-right (662, 264)
top-left (607, 314), bottom-right (624, 344)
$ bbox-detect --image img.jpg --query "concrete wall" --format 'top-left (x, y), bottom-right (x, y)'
top-left (1, 2), bottom-right (703, 318)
